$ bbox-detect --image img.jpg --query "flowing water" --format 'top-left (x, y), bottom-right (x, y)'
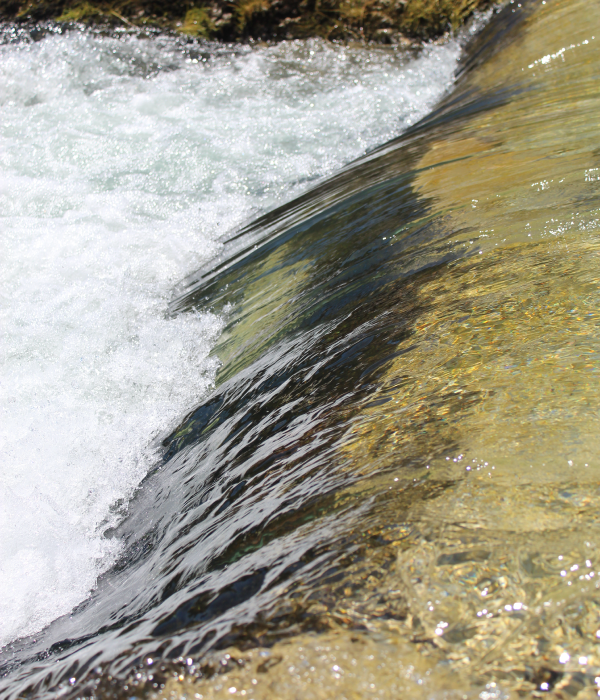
top-left (0, 22), bottom-right (463, 664)
top-left (2, 0), bottom-right (600, 697)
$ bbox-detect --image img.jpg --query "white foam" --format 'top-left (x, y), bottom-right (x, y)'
top-left (0, 28), bottom-right (462, 647)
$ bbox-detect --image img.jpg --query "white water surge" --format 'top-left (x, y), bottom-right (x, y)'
top-left (0, 25), bottom-right (466, 648)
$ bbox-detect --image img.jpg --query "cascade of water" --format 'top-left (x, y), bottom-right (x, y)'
top-left (0, 25), bottom-right (466, 658)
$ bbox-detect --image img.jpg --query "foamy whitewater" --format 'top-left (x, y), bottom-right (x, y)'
top-left (0, 25), bottom-right (465, 649)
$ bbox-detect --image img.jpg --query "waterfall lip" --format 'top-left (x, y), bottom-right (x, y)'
top-left (168, 0), bottom-right (537, 314)
top-left (167, 81), bottom-right (512, 317)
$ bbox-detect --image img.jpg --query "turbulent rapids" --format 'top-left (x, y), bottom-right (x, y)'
top-left (2, 0), bottom-right (600, 697)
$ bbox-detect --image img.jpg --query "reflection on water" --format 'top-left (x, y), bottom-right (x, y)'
top-left (2, 0), bottom-right (600, 697)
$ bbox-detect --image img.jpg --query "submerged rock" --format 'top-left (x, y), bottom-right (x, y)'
top-left (0, 0), bottom-right (492, 43)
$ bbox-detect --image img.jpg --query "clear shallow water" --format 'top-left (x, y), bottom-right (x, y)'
top-left (0, 25), bottom-right (466, 657)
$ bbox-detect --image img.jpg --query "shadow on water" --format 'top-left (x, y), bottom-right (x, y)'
top-left (4, 0), bottom-right (600, 697)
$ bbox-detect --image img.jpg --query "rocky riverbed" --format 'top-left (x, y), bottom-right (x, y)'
top-left (1, 0), bottom-right (491, 43)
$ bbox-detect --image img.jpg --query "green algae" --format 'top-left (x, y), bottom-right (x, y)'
top-left (56, 2), bottom-right (102, 21)
top-left (178, 6), bottom-right (214, 36)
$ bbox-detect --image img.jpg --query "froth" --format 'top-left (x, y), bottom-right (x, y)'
top-left (0, 28), bottom-right (463, 647)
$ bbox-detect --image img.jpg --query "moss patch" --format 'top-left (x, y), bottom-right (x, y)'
top-left (56, 2), bottom-right (103, 21)
top-left (235, 0), bottom-right (270, 35)
top-left (399, 0), bottom-right (487, 37)
top-left (178, 6), bottom-right (213, 36)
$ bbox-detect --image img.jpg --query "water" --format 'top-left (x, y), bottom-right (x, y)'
top-left (0, 18), bottom-right (470, 695)
top-left (161, 0), bottom-right (600, 696)
top-left (3, 0), bottom-right (599, 697)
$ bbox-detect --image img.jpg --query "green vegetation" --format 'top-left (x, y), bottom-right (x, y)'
top-left (2, 0), bottom-right (492, 43)
top-left (56, 2), bottom-right (102, 21)
top-left (178, 6), bottom-right (213, 36)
